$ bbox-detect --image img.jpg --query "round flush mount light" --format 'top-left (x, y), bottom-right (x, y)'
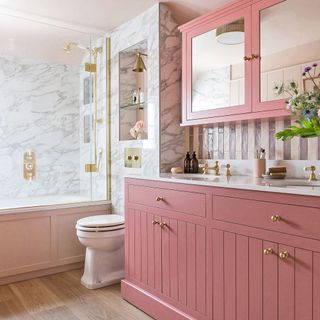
top-left (216, 19), bottom-right (244, 45)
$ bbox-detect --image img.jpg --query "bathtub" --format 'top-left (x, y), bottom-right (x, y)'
top-left (0, 194), bottom-right (92, 211)
top-left (0, 197), bottom-right (111, 285)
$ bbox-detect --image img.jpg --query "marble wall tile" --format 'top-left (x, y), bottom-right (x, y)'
top-left (109, 4), bottom-right (184, 215)
top-left (0, 56), bottom-right (80, 199)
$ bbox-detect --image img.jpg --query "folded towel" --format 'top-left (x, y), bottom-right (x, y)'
top-left (268, 166), bottom-right (287, 174)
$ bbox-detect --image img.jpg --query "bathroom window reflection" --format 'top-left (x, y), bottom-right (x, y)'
top-left (0, 14), bottom-right (109, 209)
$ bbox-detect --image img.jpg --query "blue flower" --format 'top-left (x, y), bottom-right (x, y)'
top-left (302, 108), bottom-right (316, 119)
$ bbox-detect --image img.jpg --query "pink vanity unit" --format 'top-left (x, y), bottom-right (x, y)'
top-left (122, 177), bottom-right (320, 320)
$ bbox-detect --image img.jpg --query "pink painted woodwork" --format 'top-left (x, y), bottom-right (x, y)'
top-left (127, 183), bottom-right (206, 217)
top-left (122, 177), bottom-right (320, 320)
top-left (179, 0), bottom-right (289, 126)
top-left (212, 194), bottom-right (320, 240)
top-left (0, 202), bottom-right (111, 285)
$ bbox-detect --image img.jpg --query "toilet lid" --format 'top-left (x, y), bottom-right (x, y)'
top-left (76, 214), bottom-right (124, 228)
top-left (76, 224), bottom-right (125, 232)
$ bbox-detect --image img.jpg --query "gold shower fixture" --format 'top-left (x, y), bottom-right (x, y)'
top-left (133, 52), bottom-right (147, 72)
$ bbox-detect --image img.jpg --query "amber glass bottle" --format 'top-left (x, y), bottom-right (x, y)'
top-left (184, 152), bottom-right (191, 173)
top-left (190, 151), bottom-right (199, 173)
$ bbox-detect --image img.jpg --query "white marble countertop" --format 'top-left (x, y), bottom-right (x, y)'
top-left (125, 173), bottom-right (320, 197)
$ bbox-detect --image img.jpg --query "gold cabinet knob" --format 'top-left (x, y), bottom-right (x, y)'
top-left (159, 222), bottom-right (168, 228)
top-left (133, 155), bottom-right (139, 161)
top-left (264, 248), bottom-right (273, 255)
top-left (244, 55), bottom-right (252, 61)
top-left (271, 214), bottom-right (281, 222)
top-left (127, 155), bottom-right (132, 161)
top-left (155, 196), bottom-right (164, 202)
top-left (279, 251), bottom-right (289, 260)
top-left (152, 220), bottom-right (160, 225)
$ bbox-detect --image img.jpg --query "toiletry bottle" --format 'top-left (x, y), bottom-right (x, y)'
top-left (137, 88), bottom-right (141, 104)
top-left (190, 151), bottom-right (199, 174)
top-left (132, 90), bottom-right (137, 104)
top-left (184, 152), bottom-right (191, 173)
top-left (139, 88), bottom-right (144, 103)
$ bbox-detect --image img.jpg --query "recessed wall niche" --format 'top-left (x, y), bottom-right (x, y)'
top-left (119, 40), bottom-right (148, 141)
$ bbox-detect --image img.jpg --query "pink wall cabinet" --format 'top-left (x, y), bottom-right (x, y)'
top-left (179, 0), bottom-right (319, 125)
top-left (122, 178), bottom-right (320, 320)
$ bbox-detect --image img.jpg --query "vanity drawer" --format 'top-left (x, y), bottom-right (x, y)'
top-left (128, 184), bottom-right (206, 217)
top-left (213, 195), bottom-right (320, 240)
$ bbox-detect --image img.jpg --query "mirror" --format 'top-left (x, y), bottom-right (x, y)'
top-left (192, 18), bottom-right (245, 112)
top-left (260, 0), bottom-right (320, 102)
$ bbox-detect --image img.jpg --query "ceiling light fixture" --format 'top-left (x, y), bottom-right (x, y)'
top-left (216, 19), bottom-right (244, 45)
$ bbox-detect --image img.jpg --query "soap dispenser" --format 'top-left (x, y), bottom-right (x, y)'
top-left (184, 152), bottom-right (191, 173)
top-left (190, 151), bottom-right (199, 174)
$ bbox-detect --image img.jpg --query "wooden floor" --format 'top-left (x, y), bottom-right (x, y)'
top-left (0, 269), bottom-right (152, 320)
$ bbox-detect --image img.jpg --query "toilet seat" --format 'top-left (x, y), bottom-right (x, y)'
top-left (76, 214), bottom-right (125, 232)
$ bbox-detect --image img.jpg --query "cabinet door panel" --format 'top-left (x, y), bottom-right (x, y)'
top-left (126, 207), bottom-right (209, 318)
top-left (184, 6), bottom-right (252, 123)
top-left (141, 211), bottom-right (148, 285)
top-left (177, 220), bottom-right (187, 306)
top-left (295, 248), bottom-right (313, 320)
top-left (278, 244), bottom-right (294, 320)
top-left (212, 228), bottom-right (320, 320)
top-left (248, 237), bottom-right (263, 320)
top-left (262, 241), bottom-right (278, 320)
top-left (169, 219), bottom-right (178, 301)
top-left (134, 210), bottom-right (142, 282)
top-left (313, 252), bottom-right (320, 319)
top-left (212, 229), bottom-right (224, 319)
top-left (146, 213), bottom-right (155, 288)
top-left (236, 235), bottom-right (249, 320)
top-left (224, 232), bottom-right (236, 320)
top-left (154, 214), bottom-right (162, 292)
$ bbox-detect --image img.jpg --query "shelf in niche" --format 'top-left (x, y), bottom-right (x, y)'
top-left (120, 102), bottom-right (146, 110)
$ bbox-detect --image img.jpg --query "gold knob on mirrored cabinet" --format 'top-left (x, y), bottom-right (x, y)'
top-left (279, 251), bottom-right (289, 260)
top-left (271, 214), bottom-right (281, 222)
top-left (251, 54), bottom-right (260, 60)
top-left (264, 248), bottom-right (273, 255)
top-left (152, 220), bottom-right (160, 225)
top-left (155, 196), bottom-right (164, 202)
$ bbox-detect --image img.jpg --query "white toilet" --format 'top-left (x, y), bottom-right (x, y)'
top-left (76, 214), bottom-right (125, 289)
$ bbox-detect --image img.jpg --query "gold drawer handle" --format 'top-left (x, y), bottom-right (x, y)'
top-left (152, 220), bottom-right (160, 225)
top-left (264, 248), bottom-right (273, 255)
top-left (159, 222), bottom-right (168, 229)
top-left (271, 214), bottom-right (281, 222)
top-left (156, 196), bottom-right (164, 202)
top-left (279, 251), bottom-right (289, 260)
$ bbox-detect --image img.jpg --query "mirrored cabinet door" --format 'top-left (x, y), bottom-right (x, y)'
top-left (252, 0), bottom-right (320, 112)
top-left (186, 7), bottom-right (252, 121)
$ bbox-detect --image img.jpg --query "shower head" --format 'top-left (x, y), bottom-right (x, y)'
top-left (63, 42), bottom-right (91, 53)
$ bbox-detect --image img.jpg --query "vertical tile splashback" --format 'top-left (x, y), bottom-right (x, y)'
top-left (187, 117), bottom-right (320, 160)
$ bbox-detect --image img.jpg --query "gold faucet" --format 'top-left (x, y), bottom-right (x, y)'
top-left (200, 163), bottom-right (213, 175)
top-left (304, 166), bottom-right (317, 182)
top-left (225, 164), bottom-right (232, 177)
top-left (213, 161), bottom-right (220, 176)
top-left (199, 161), bottom-right (220, 175)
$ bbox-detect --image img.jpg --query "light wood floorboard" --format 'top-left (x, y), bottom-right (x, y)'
top-left (0, 269), bottom-right (152, 320)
